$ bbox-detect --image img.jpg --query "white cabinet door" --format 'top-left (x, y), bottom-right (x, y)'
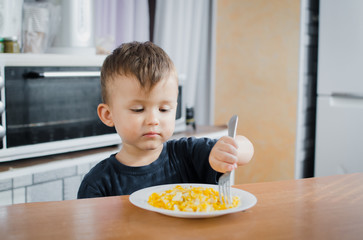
top-left (318, 0), bottom-right (363, 95)
top-left (315, 96), bottom-right (363, 177)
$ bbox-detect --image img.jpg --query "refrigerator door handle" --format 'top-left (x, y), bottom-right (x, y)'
top-left (332, 93), bottom-right (363, 99)
top-left (330, 93), bottom-right (363, 108)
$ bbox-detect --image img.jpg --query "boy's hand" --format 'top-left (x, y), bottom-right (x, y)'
top-left (209, 135), bottom-right (254, 173)
top-left (209, 136), bottom-right (239, 173)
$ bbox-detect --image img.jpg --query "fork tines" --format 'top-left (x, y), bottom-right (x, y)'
top-left (218, 172), bottom-right (232, 205)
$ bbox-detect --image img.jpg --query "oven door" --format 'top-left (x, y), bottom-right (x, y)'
top-left (0, 66), bottom-right (118, 161)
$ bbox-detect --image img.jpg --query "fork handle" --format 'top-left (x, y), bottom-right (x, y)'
top-left (228, 115), bottom-right (238, 138)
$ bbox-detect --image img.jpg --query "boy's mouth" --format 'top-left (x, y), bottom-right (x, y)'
top-left (143, 132), bottom-right (160, 137)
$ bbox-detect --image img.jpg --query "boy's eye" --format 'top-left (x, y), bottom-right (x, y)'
top-left (131, 108), bottom-right (144, 113)
top-left (160, 106), bottom-right (171, 112)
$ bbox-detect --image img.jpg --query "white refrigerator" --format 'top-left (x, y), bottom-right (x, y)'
top-left (315, 0), bottom-right (363, 177)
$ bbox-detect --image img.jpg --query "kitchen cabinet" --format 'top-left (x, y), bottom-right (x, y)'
top-left (214, 0), bottom-right (300, 183)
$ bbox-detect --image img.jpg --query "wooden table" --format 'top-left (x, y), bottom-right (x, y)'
top-left (1, 173), bottom-right (362, 240)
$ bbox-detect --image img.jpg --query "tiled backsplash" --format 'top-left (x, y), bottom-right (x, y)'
top-left (0, 150), bottom-right (115, 206)
top-left (0, 126), bottom-right (228, 206)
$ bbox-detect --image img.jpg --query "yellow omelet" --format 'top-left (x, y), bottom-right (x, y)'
top-left (148, 185), bottom-right (240, 212)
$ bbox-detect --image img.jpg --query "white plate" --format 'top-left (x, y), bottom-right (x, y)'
top-left (129, 183), bottom-right (257, 218)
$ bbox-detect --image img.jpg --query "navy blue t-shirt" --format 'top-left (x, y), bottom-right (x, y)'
top-left (77, 137), bottom-right (221, 198)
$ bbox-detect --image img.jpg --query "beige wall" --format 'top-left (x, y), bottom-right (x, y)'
top-left (215, 0), bottom-right (300, 183)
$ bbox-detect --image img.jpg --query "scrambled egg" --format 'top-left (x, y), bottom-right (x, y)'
top-left (148, 185), bottom-right (240, 212)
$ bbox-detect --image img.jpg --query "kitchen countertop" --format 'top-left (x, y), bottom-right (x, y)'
top-left (1, 173), bottom-right (362, 239)
top-left (0, 125), bottom-right (228, 174)
top-left (0, 53), bottom-right (106, 66)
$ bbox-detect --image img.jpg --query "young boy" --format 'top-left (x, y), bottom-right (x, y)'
top-left (77, 41), bottom-right (254, 198)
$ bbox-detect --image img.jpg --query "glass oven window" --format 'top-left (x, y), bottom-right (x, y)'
top-left (5, 66), bottom-right (116, 147)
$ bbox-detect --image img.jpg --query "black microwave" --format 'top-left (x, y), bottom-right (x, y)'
top-left (0, 54), bottom-right (186, 162)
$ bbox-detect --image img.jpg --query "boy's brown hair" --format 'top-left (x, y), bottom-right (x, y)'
top-left (100, 41), bottom-right (177, 103)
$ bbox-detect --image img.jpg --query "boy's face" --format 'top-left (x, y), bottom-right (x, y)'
top-left (101, 75), bottom-right (178, 152)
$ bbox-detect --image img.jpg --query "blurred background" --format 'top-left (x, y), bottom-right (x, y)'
top-left (1, 0), bottom-right (362, 189)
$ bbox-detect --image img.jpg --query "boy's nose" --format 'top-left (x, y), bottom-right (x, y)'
top-left (146, 110), bottom-right (159, 125)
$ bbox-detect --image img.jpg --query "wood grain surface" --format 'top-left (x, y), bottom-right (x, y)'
top-left (1, 173), bottom-right (362, 240)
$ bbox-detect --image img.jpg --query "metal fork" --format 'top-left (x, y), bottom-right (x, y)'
top-left (218, 115), bottom-right (238, 205)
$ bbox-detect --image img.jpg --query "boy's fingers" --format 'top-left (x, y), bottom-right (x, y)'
top-left (214, 143), bottom-right (238, 164)
top-left (219, 136), bottom-right (239, 148)
top-left (210, 149), bottom-right (238, 172)
top-left (213, 158), bottom-right (237, 173)
top-left (210, 137), bottom-right (240, 173)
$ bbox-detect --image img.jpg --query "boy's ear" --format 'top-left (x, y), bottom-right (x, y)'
top-left (97, 103), bottom-right (114, 127)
